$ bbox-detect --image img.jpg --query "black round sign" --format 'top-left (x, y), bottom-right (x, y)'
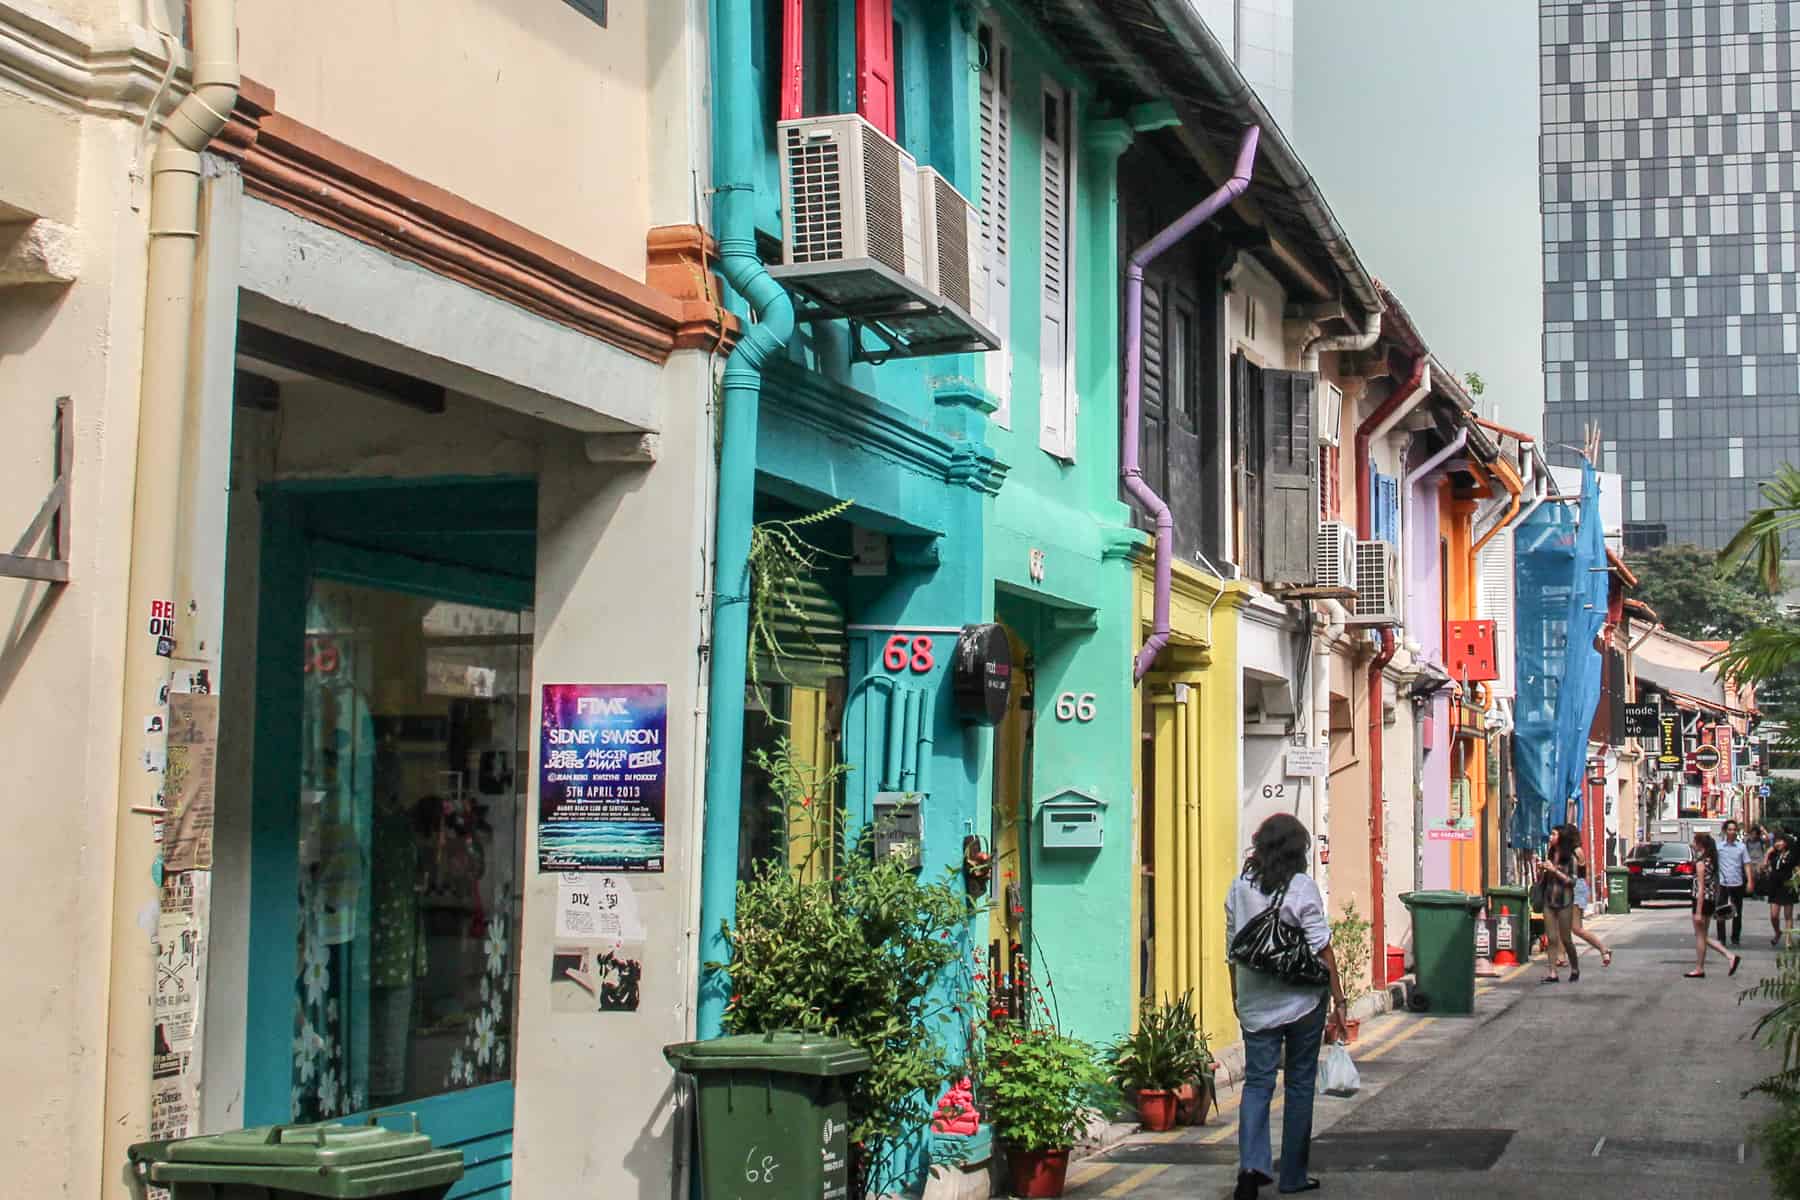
top-left (952, 623), bottom-right (1012, 726)
top-left (1692, 744), bottom-right (1722, 772)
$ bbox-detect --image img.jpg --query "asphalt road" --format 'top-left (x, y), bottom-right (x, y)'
top-left (1062, 904), bottom-right (1785, 1199)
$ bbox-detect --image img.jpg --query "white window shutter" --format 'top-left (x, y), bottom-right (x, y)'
top-left (1039, 80), bottom-right (1072, 460)
top-left (1477, 530), bottom-right (1517, 699)
top-left (978, 28), bottom-right (1013, 426)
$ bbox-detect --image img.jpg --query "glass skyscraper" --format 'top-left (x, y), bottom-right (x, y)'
top-left (1540, 0), bottom-right (1800, 551)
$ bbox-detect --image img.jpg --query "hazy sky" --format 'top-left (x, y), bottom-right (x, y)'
top-left (1290, 0), bottom-right (1542, 435)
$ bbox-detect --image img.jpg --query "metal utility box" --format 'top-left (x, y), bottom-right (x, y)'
top-left (872, 791), bottom-right (923, 870)
top-left (1039, 789), bottom-right (1106, 851)
top-left (1444, 620), bottom-right (1499, 683)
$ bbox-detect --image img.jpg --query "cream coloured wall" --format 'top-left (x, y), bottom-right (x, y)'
top-left (236, 0), bottom-right (655, 276)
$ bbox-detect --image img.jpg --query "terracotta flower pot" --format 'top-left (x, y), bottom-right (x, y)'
top-left (1136, 1088), bottom-right (1177, 1132)
top-left (1006, 1146), bottom-right (1071, 1198)
top-left (1174, 1080), bottom-right (1214, 1126)
top-left (1343, 1017), bottom-right (1362, 1045)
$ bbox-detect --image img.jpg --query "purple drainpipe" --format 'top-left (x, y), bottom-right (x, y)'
top-left (1125, 126), bottom-right (1261, 681)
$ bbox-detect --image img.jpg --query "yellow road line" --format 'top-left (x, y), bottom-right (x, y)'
top-left (1067, 1161), bottom-right (1118, 1188)
top-left (1355, 1018), bottom-right (1434, 1062)
top-left (1100, 1164), bottom-right (1171, 1196)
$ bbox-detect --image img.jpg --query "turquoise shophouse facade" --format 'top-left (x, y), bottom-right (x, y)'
top-left (698, 0), bottom-right (1144, 1171)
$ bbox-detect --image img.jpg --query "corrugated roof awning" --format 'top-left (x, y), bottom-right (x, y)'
top-left (1634, 655), bottom-right (1729, 707)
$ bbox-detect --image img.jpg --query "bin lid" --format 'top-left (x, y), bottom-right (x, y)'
top-left (663, 1031), bottom-right (872, 1076)
top-left (1399, 890), bottom-right (1484, 910)
top-left (134, 1117), bottom-right (436, 1168)
top-left (139, 1149), bottom-right (466, 1199)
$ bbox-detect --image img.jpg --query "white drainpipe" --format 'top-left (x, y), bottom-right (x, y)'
top-left (107, 1), bottom-right (239, 1190)
top-left (1301, 310), bottom-right (1383, 372)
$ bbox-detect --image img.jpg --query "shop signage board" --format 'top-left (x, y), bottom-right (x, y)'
top-left (1690, 744), bottom-right (1722, 774)
top-left (1286, 745), bottom-right (1329, 777)
top-left (538, 683), bottom-right (668, 872)
top-left (1623, 701), bottom-right (1661, 738)
top-left (1657, 711), bottom-right (1682, 769)
top-left (951, 622), bottom-right (1012, 725)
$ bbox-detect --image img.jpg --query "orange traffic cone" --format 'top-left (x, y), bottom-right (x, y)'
top-left (1492, 904), bottom-right (1519, 967)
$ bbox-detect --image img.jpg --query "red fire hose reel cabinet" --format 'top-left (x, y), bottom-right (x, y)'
top-left (1444, 620), bottom-right (1499, 683)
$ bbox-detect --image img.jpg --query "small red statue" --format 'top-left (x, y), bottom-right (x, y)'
top-left (931, 1077), bottom-right (980, 1137)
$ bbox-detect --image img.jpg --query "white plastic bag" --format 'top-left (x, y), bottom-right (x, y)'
top-left (1319, 1042), bottom-right (1361, 1097)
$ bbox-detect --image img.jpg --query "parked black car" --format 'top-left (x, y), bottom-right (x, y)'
top-left (1626, 842), bottom-right (1695, 906)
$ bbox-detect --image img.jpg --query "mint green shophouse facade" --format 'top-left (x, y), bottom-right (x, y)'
top-left (697, 0), bottom-right (1140, 1186)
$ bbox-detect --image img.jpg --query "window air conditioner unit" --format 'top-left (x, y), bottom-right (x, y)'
top-left (1315, 520), bottom-right (1357, 591)
top-left (774, 114), bottom-right (925, 304)
top-left (916, 166), bottom-right (988, 329)
top-left (1319, 381), bottom-right (1344, 447)
top-left (1347, 539), bottom-right (1401, 625)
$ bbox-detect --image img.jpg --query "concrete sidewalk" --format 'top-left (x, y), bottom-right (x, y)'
top-left (1059, 906), bottom-right (1781, 1199)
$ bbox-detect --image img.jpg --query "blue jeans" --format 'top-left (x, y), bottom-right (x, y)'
top-left (1239, 999), bottom-right (1328, 1192)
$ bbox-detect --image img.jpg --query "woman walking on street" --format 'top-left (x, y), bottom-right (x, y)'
top-left (1537, 825), bottom-right (1581, 982)
top-left (1226, 814), bottom-right (1348, 1198)
top-left (1687, 831), bottom-right (1742, 979)
top-left (1564, 823), bottom-right (1614, 967)
top-left (1766, 830), bottom-right (1796, 945)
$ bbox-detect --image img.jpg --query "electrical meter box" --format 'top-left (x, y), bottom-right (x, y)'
top-left (1039, 789), bottom-right (1106, 851)
top-left (872, 792), bottom-right (923, 870)
top-left (1444, 619), bottom-right (1498, 683)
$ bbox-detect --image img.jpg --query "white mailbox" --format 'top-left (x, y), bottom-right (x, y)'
top-left (1039, 789), bottom-right (1106, 851)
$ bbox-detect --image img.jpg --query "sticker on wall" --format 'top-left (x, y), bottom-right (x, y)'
top-left (163, 693), bottom-right (218, 871)
top-left (549, 941), bottom-right (644, 1014)
top-left (145, 714), bottom-right (165, 735)
top-left (537, 683), bottom-right (667, 873)
top-left (556, 872), bottom-right (645, 941)
top-left (149, 871), bottom-right (208, 1144)
top-left (149, 599), bottom-right (176, 657)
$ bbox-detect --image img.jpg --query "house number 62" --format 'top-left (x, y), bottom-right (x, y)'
top-left (1055, 692), bottom-right (1097, 722)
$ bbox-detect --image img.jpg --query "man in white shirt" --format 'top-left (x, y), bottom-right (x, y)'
top-left (1716, 820), bottom-right (1756, 947)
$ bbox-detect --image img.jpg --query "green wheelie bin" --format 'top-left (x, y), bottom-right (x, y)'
top-left (128, 1114), bottom-right (464, 1199)
top-left (1400, 890), bottom-right (1486, 1016)
top-left (665, 1031), bottom-right (871, 1200)
top-left (1485, 884), bottom-right (1531, 966)
top-left (1606, 865), bottom-right (1632, 914)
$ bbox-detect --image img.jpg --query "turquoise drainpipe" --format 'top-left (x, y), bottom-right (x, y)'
top-left (698, 0), bottom-right (796, 1040)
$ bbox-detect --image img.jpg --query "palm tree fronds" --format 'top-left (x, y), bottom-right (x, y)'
top-left (1718, 464), bottom-right (1800, 592)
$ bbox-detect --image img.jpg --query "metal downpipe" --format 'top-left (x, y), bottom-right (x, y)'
top-left (696, 0), bottom-right (797, 1040)
top-left (104, 1), bottom-right (239, 1189)
top-left (1123, 125), bottom-right (1259, 680)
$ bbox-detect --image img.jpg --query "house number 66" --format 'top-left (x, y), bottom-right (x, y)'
top-left (1055, 692), bottom-right (1098, 722)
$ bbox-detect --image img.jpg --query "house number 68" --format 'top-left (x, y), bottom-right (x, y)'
top-left (1055, 692), bottom-right (1097, 722)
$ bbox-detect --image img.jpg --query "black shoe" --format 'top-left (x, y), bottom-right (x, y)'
top-left (1235, 1170), bottom-right (1273, 1199)
top-left (1279, 1182), bottom-right (1323, 1195)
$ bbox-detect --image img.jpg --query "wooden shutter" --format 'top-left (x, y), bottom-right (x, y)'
top-left (779, 0), bottom-right (805, 120)
top-left (855, 0), bottom-right (896, 137)
top-left (1232, 352), bottom-right (1256, 574)
top-left (978, 25), bottom-right (1013, 425)
top-left (1039, 81), bottom-right (1072, 459)
top-left (1258, 369), bottom-right (1317, 586)
top-left (1139, 277), bottom-right (1167, 523)
top-left (1372, 473), bottom-right (1400, 545)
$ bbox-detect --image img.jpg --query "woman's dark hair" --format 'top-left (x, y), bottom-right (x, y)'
top-left (1694, 830), bottom-right (1720, 872)
top-left (1551, 823), bottom-right (1580, 866)
top-left (1243, 813), bottom-right (1311, 895)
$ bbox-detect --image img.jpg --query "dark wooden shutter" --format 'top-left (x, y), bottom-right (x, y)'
top-left (1232, 352), bottom-right (1257, 578)
top-left (1259, 369), bottom-right (1317, 586)
top-left (1139, 277), bottom-right (1167, 524)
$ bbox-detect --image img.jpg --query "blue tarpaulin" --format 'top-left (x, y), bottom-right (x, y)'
top-left (1511, 463), bottom-right (1608, 846)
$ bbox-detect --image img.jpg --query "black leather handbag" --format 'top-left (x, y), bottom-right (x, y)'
top-left (1229, 882), bottom-right (1331, 988)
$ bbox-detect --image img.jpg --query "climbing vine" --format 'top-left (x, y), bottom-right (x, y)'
top-left (746, 498), bottom-right (853, 699)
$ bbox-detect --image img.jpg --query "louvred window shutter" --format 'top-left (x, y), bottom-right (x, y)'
top-left (1039, 82), bottom-right (1073, 459)
top-left (1258, 369), bottom-right (1318, 586)
top-left (978, 25), bottom-right (1013, 425)
top-left (856, 0), bottom-right (896, 137)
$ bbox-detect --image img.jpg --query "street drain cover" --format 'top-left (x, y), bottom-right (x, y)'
top-left (1309, 1129), bottom-right (1514, 1172)
top-left (1598, 1136), bottom-right (1753, 1165)
top-left (1095, 1129), bottom-right (1514, 1172)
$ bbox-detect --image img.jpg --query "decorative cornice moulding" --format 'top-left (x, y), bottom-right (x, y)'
top-left (0, 0), bottom-right (179, 119)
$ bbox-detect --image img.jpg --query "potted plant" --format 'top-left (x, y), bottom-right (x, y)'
top-left (1105, 992), bottom-right (1211, 1132)
top-left (978, 1023), bottom-right (1110, 1197)
top-left (1330, 902), bottom-right (1372, 1043)
top-left (967, 960), bottom-right (1109, 1199)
